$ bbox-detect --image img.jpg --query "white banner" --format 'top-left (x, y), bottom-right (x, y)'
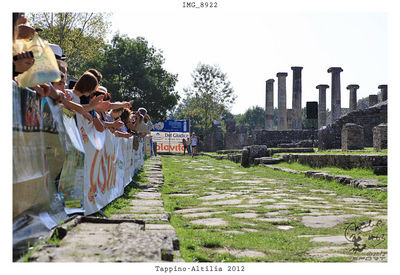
top-left (78, 115), bottom-right (145, 215)
top-left (151, 131), bottom-right (190, 152)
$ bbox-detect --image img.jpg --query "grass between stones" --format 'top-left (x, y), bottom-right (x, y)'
top-left (160, 155), bottom-right (387, 262)
top-left (269, 162), bottom-right (387, 185)
top-left (99, 171), bottom-right (145, 217)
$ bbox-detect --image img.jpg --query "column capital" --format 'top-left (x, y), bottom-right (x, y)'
top-left (276, 72), bottom-right (288, 77)
top-left (378, 84), bottom-right (387, 89)
top-left (316, 84), bottom-right (329, 89)
top-left (291, 66), bottom-right (303, 71)
top-left (346, 84), bottom-right (360, 90)
top-left (266, 79), bottom-right (275, 84)
top-left (327, 67), bottom-right (343, 73)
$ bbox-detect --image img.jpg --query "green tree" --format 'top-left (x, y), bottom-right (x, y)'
top-left (27, 12), bottom-right (111, 76)
top-left (237, 106), bottom-right (265, 131)
top-left (81, 34), bottom-right (179, 121)
top-left (177, 63), bottom-right (236, 137)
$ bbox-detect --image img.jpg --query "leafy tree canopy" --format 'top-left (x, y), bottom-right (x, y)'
top-left (175, 63), bottom-right (236, 137)
top-left (80, 34), bottom-right (179, 121)
top-left (236, 106), bottom-right (265, 131)
top-left (27, 12), bottom-right (111, 76)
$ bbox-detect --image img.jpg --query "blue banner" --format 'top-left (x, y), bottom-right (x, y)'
top-left (152, 120), bottom-right (189, 132)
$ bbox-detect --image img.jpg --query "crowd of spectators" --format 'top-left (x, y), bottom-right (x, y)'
top-left (12, 13), bottom-right (152, 141)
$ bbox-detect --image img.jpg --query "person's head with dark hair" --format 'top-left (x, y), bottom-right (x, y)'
top-left (138, 107), bottom-right (147, 115)
top-left (120, 108), bottom-right (132, 124)
top-left (74, 72), bottom-right (98, 96)
top-left (52, 72), bottom-right (66, 92)
top-left (86, 68), bottom-right (102, 84)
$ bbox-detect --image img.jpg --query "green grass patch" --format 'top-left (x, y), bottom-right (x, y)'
top-left (270, 161), bottom-right (387, 184)
top-left (160, 155), bottom-right (387, 262)
top-left (100, 169), bottom-right (146, 217)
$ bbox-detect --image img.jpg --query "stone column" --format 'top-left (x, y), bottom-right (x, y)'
top-left (287, 109), bottom-right (293, 129)
top-left (378, 85), bottom-right (388, 102)
top-left (316, 84), bottom-right (329, 129)
top-left (277, 72), bottom-right (288, 130)
top-left (369, 95), bottom-right (378, 107)
top-left (291, 66), bottom-right (303, 129)
top-left (327, 67), bottom-right (343, 122)
top-left (265, 79), bottom-right (274, 130)
top-left (346, 84), bottom-right (359, 111)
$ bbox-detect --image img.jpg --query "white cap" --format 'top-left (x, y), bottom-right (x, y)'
top-left (98, 86), bottom-right (108, 92)
top-left (49, 43), bottom-right (67, 60)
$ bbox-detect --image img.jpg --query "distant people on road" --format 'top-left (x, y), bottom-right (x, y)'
top-left (190, 132), bottom-right (198, 158)
top-left (186, 138), bottom-right (191, 155)
top-left (182, 138), bottom-right (187, 155)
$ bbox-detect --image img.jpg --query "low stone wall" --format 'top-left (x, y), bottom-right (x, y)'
top-left (283, 154), bottom-right (387, 170)
top-left (318, 101), bottom-right (387, 149)
top-left (254, 130), bottom-right (316, 147)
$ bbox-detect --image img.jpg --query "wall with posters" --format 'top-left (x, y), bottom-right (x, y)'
top-left (151, 131), bottom-right (190, 152)
top-left (12, 82), bottom-right (146, 258)
top-left (151, 120), bottom-right (190, 153)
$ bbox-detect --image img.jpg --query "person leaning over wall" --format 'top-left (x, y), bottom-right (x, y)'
top-left (134, 107), bottom-right (152, 138)
top-left (62, 72), bottom-right (109, 127)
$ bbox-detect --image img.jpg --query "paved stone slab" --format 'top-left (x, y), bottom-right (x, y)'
top-left (134, 192), bottom-right (162, 200)
top-left (198, 194), bottom-right (236, 200)
top-left (234, 204), bottom-right (261, 208)
top-left (265, 210), bottom-right (290, 216)
top-left (216, 248), bottom-right (266, 258)
top-left (145, 224), bottom-right (176, 231)
top-left (190, 218), bottom-right (228, 226)
top-left (276, 225), bottom-right (294, 230)
top-left (338, 197), bottom-right (370, 203)
top-left (297, 196), bottom-right (327, 201)
top-left (242, 228), bottom-right (259, 232)
top-left (302, 215), bottom-right (358, 228)
top-left (222, 230), bottom-right (244, 234)
top-left (32, 222), bottom-right (179, 262)
top-left (234, 180), bottom-right (263, 184)
top-left (130, 206), bottom-right (166, 213)
top-left (232, 213), bottom-right (258, 218)
top-left (264, 204), bottom-right (291, 210)
top-left (174, 207), bottom-right (213, 214)
top-left (247, 198), bottom-right (276, 204)
top-left (113, 213), bottom-right (170, 223)
top-left (131, 200), bottom-right (163, 207)
top-left (168, 193), bottom-right (194, 197)
top-left (183, 211), bottom-right (225, 218)
top-left (311, 235), bottom-right (350, 245)
top-left (201, 199), bottom-right (243, 206)
top-left (258, 217), bottom-right (291, 223)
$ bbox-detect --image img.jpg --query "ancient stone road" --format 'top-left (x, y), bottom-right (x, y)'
top-left (32, 157), bottom-right (183, 262)
top-left (31, 155), bottom-right (387, 262)
top-left (162, 156), bottom-right (387, 262)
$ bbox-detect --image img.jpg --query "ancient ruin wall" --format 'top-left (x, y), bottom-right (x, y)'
top-left (254, 129), bottom-right (317, 147)
top-left (318, 101), bottom-right (387, 150)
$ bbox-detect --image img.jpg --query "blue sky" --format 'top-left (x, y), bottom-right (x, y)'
top-left (110, 9), bottom-right (387, 114)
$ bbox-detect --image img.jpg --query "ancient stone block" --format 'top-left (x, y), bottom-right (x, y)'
top-left (225, 119), bottom-right (236, 132)
top-left (373, 123), bottom-right (387, 151)
top-left (341, 123), bottom-right (364, 150)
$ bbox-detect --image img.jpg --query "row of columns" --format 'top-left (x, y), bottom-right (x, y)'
top-left (265, 66), bottom-right (388, 130)
top-left (265, 67), bottom-right (303, 130)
